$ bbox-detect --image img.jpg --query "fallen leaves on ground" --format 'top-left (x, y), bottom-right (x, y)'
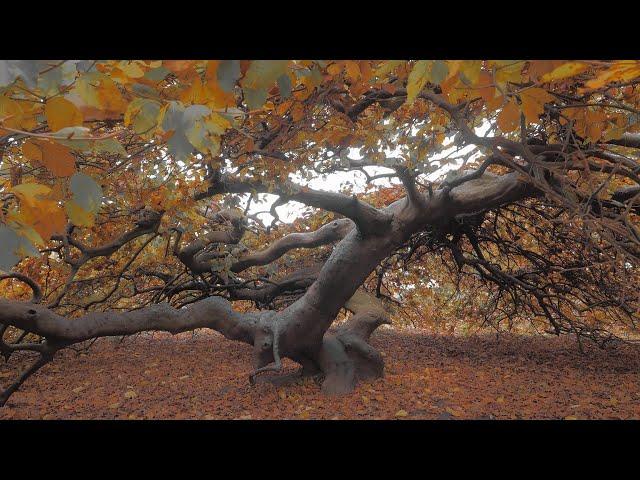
top-left (1, 329), bottom-right (640, 420)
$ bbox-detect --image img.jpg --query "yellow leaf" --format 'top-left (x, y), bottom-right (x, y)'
top-left (12, 223), bottom-right (44, 248)
top-left (458, 60), bottom-right (482, 86)
top-left (497, 100), bottom-right (521, 132)
top-left (374, 60), bottom-right (403, 78)
top-left (493, 61), bottom-right (525, 86)
top-left (563, 415), bottom-right (578, 420)
top-left (395, 409), bottom-right (409, 417)
top-left (45, 97), bottom-right (84, 132)
top-left (11, 183), bottom-right (52, 207)
top-left (120, 61), bottom-right (145, 79)
top-left (0, 96), bottom-right (38, 132)
top-left (540, 62), bottom-right (589, 83)
top-left (565, 107), bottom-right (608, 143)
top-left (585, 61), bottom-right (640, 89)
top-left (124, 390), bottom-right (137, 399)
top-left (204, 112), bottom-right (232, 135)
top-left (65, 200), bottom-right (95, 227)
top-left (407, 60), bottom-right (432, 104)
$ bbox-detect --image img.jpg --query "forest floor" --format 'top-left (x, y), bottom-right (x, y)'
top-left (2, 328), bottom-right (640, 420)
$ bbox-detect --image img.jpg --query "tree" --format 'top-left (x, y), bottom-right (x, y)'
top-left (1, 60), bottom-right (639, 406)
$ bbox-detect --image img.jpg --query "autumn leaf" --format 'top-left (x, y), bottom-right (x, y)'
top-left (540, 62), bottom-right (590, 83)
top-left (475, 71), bottom-right (496, 102)
top-left (374, 60), bottom-right (403, 78)
top-left (344, 61), bottom-right (361, 83)
top-left (520, 87), bottom-right (554, 124)
top-left (527, 60), bottom-right (565, 81)
top-left (45, 97), bottom-right (84, 132)
top-left (327, 62), bottom-right (342, 76)
top-left (407, 60), bottom-right (432, 104)
top-left (65, 200), bottom-right (94, 227)
top-left (204, 61), bottom-right (237, 109)
top-left (10, 183), bottom-right (52, 207)
top-left (124, 390), bottom-right (137, 399)
top-left (458, 60), bottom-right (482, 86)
top-left (497, 100), bottom-right (521, 132)
top-left (0, 96), bottom-right (38, 132)
top-left (241, 60), bottom-right (289, 91)
top-left (11, 196), bottom-right (66, 241)
top-left (493, 60), bottom-right (525, 87)
top-left (22, 139), bottom-right (76, 177)
top-left (585, 60), bottom-right (640, 89)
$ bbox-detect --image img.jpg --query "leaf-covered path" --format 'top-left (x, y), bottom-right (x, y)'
top-left (2, 329), bottom-right (640, 420)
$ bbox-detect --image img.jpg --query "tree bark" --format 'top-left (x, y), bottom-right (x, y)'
top-left (0, 169), bottom-right (536, 404)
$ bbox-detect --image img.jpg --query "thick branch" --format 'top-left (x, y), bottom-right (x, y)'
top-left (231, 218), bottom-right (354, 273)
top-left (605, 133), bottom-right (640, 149)
top-left (0, 296), bottom-right (259, 345)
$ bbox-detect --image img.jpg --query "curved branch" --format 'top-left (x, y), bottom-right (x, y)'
top-left (195, 175), bottom-right (393, 237)
top-left (0, 273), bottom-right (42, 303)
top-left (231, 218), bottom-right (354, 273)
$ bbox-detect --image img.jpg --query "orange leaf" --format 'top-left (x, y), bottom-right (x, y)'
top-left (45, 97), bottom-right (84, 132)
top-left (540, 62), bottom-right (589, 83)
top-left (520, 88), bottom-right (554, 124)
top-left (23, 139), bottom-right (76, 177)
top-left (497, 100), bottom-right (521, 133)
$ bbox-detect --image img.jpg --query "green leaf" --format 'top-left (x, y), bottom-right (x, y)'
top-left (144, 66), bottom-right (170, 83)
top-left (430, 61), bottom-right (449, 85)
top-left (70, 173), bottom-right (103, 212)
top-left (0, 225), bottom-right (21, 271)
top-left (72, 72), bottom-right (106, 108)
top-left (241, 60), bottom-right (289, 90)
top-left (0, 60), bottom-right (41, 88)
top-left (93, 138), bottom-right (127, 156)
top-left (37, 61), bottom-right (79, 96)
top-left (217, 60), bottom-right (241, 92)
top-left (407, 60), bottom-right (433, 104)
top-left (277, 74), bottom-right (292, 99)
top-left (243, 88), bottom-right (268, 110)
top-left (126, 98), bottom-right (161, 136)
top-left (162, 103), bottom-right (213, 160)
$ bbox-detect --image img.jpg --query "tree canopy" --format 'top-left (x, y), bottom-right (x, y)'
top-left (1, 60), bottom-right (640, 405)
